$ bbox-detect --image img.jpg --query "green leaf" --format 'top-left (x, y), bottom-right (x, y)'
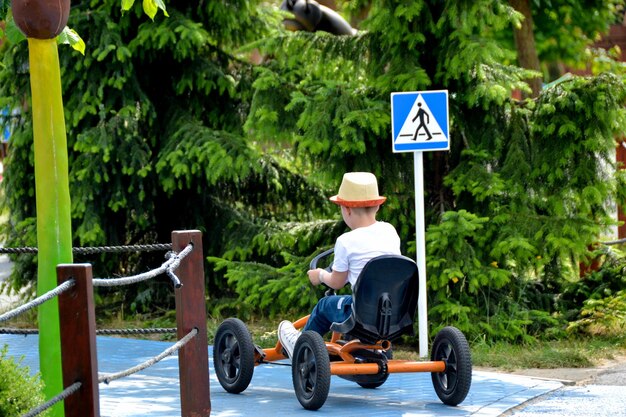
top-left (154, 0), bottom-right (169, 16)
top-left (56, 27), bottom-right (86, 55)
top-left (121, 0), bottom-right (135, 12)
top-left (4, 18), bottom-right (25, 44)
top-left (142, 0), bottom-right (168, 20)
top-left (143, 0), bottom-right (157, 20)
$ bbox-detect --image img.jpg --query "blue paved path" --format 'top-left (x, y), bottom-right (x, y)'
top-left (0, 334), bottom-right (562, 417)
top-left (509, 385), bottom-right (626, 417)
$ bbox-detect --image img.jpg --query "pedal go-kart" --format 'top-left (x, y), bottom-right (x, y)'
top-left (213, 249), bottom-right (472, 410)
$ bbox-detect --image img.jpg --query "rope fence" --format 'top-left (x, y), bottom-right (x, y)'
top-left (165, 244), bottom-right (194, 288)
top-left (0, 243), bottom-right (172, 255)
top-left (0, 244), bottom-right (192, 325)
top-left (95, 327), bottom-right (177, 336)
top-left (91, 243), bottom-right (192, 289)
top-left (98, 328), bottom-right (198, 384)
top-left (602, 237), bottom-right (626, 246)
top-left (0, 327), bottom-right (177, 336)
top-left (21, 382), bottom-right (82, 417)
top-left (0, 279), bottom-right (75, 323)
top-left (0, 230), bottom-right (209, 417)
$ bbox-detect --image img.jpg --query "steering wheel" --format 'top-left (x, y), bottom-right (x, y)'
top-left (309, 248), bottom-right (335, 296)
top-left (309, 248), bottom-right (334, 270)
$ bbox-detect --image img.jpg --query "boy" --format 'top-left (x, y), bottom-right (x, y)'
top-left (278, 172), bottom-right (401, 359)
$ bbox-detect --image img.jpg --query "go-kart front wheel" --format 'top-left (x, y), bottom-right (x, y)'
top-left (430, 326), bottom-right (472, 406)
top-left (213, 318), bottom-right (255, 394)
top-left (292, 331), bottom-right (331, 410)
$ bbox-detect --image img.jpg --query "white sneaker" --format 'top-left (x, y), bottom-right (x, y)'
top-left (278, 320), bottom-right (300, 360)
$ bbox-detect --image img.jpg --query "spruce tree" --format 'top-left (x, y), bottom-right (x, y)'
top-left (0, 0), bottom-right (624, 340)
top-left (243, 0), bottom-right (626, 337)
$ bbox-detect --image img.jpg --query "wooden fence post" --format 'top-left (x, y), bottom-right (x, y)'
top-left (57, 263), bottom-right (100, 417)
top-left (172, 230), bottom-right (211, 416)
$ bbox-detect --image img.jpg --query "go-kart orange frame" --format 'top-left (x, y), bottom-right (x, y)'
top-left (213, 251), bottom-right (472, 411)
top-left (262, 315), bottom-right (446, 375)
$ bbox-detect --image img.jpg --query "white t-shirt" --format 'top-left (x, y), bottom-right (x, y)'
top-left (332, 221), bottom-right (401, 286)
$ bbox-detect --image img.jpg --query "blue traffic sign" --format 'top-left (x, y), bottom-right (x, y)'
top-left (391, 90), bottom-right (449, 153)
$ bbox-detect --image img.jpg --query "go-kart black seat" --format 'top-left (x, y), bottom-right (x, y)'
top-left (330, 255), bottom-right (419, 344)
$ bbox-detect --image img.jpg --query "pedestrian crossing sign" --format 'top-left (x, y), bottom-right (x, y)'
top-left (391, 90), bottom-right (449, 153)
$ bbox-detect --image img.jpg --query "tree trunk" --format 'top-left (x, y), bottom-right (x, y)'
top-left (509, 0), bottom-right (542, 97)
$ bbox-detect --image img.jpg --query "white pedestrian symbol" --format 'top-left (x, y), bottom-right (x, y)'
top-left (395, 95), bottom-right (445, 145)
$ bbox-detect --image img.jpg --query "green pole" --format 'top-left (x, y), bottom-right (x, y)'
top-left (29, 37), bottom-right (73, 417)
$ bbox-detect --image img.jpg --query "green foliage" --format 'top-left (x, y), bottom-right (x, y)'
top-left (0, 346), bottom-right (48, 417)
top-left (560, 246), bottom-right (626, 336)
top-left (210, 254), bottom-right (319, 319)
top-left (427, 210), bottom-right (510, 294)
top-left (531, 0), bottom-right (624, 69)
top-left (424, 210), bottom-right (564, 341)
top-left (0, 0), bottom-right (8, 21)
top-left (560, 247), bottom-right (626, 310)
top-left (567, 290), bottom-right (626, 335)
top-left (1, 0), bottom-right (626, 344)
top-left (57, 27), bottom-right (86, 55)
top-left (207, 218), bottom-right (344, 317)
top-left (0, 0), bottom-right (327, 312)
top-left (429, 73), bottom-right (626, 341)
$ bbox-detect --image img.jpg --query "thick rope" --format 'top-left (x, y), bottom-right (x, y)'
top-left (0, 328), bottom-right (38, 335)
top-left (0, 327), bottom-right (177, 336)
top-left (602, 238), bottom-right (626, 246)
top-left (0, 280), bottom-right (75, 323)
top-left (92, 244), bottom-right (192, 288)
top-left (98, 328), bottom-right (198, 384)
top-left (95, 327), bottom-right (177, 335)
top-left (21, 381), bottom-right (82, 417)
top-left (74, 244), bottom-right (172, 254)
top-left (0, 247), bottom-right (37, 254)
top-left (165, 244), bottom-right (194, 288)
top-left (92, 263), bottom-right (171, 287)
top-left (0, 244), bottom-right (172, 255)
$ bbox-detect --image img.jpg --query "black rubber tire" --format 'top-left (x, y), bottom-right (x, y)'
top-left (430, 326), bottom-right (472, 406)
top-left (213, 317), bottom-right (255, 394)
top-left (292, 331), bottom-right (331, 410)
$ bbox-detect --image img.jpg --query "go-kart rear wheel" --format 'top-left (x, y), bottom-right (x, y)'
top-left (292, 331), bottom-right (331, 410)
top-left (430, 326), bottom-right (472, 406)
top-left (213, 318), bottom-right (255, 394)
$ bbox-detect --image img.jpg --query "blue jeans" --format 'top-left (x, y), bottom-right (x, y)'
top-left (304, 295), bottom-right (353, 336)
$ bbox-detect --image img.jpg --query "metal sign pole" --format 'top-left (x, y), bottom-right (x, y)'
top-left (392, 90), bottom-right (449, 359)
top-left (414, 152), bottom-right (428, 358)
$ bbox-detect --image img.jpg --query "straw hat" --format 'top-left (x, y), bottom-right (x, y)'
top-left (329, 172), bottom-right (387, 207)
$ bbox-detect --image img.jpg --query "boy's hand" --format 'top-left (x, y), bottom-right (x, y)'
top-left (307, 268), bottom-right (325, 286)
